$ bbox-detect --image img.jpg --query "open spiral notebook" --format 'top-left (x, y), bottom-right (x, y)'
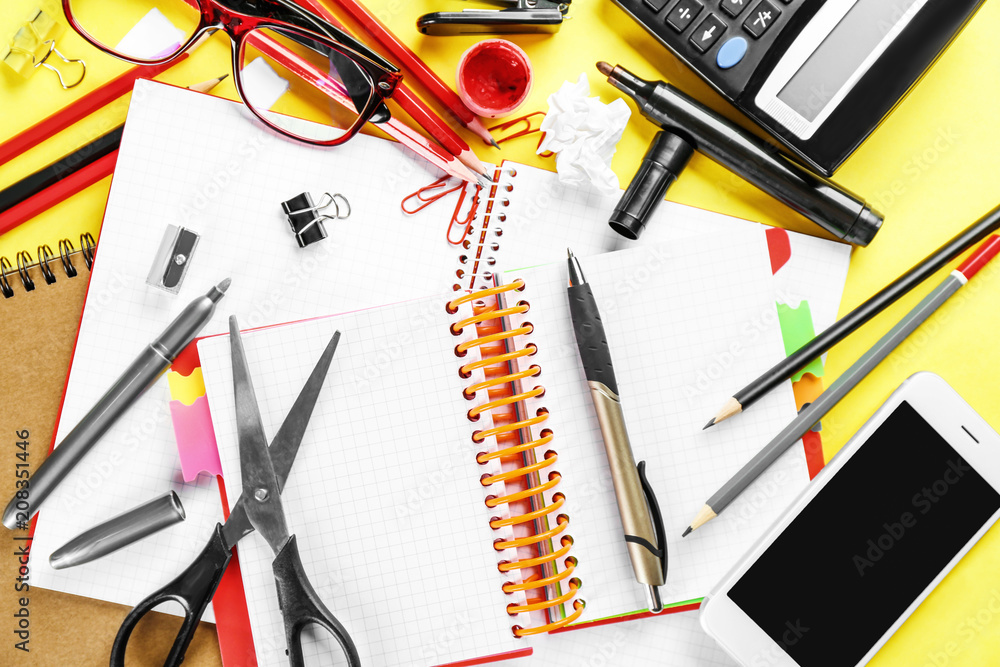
top-left (25, 81), bottom-right (850, 665)
top-left (197, 230), bottom-right (805, 666)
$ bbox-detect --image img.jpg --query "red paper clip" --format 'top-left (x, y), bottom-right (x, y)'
top-left (446, 183), bottom-right (482, 245)
top-left (488, 111), bottom-right (553, 156)
top-left (401, 176), bottom-right (464, 215)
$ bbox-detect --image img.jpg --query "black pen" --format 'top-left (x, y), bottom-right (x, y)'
top-left (567, 249), bottom-right (667, 612)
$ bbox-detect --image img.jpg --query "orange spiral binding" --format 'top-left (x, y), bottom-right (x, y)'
top-left (447, 281), bottom-right (585, 637)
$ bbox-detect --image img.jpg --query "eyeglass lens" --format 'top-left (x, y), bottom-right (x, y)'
top-left (68, 0), bottom-right (376, 143)
top-left (68, 0), bottom-right (200, 60)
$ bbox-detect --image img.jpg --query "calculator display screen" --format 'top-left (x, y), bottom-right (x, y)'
top-left (777, 0), bottom-right (920, 121)
top-left (729, 401), bottom-right (1000, 666)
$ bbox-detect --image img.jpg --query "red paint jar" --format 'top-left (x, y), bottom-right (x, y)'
top-left (456, 39), bottom-right (533, 119)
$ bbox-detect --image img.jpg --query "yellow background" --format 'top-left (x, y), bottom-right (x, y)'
top-left (2, 1), bottom-right (999, 665)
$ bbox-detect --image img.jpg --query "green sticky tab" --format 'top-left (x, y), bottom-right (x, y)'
top-left (777, 301), bottom-right (824, 382)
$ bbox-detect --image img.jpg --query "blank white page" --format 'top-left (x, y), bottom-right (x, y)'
top-left (198, 296), bottom-right (523, 667)
top-left (493, 613), bottom-right (736, 667)
top-left (30, 80), bottom-right (470, 613)
top-left (506, 231), bottom-right (809, 620)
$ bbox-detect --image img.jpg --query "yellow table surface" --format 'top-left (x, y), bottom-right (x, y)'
top-left (2, 1), bottom-right (1000, 665)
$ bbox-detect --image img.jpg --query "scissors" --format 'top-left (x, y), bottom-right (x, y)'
top-left (111, 317), bottom-right (360, 667)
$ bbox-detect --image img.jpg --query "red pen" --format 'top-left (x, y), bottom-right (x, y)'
top-left (324, 0), bottom-right (500, 148)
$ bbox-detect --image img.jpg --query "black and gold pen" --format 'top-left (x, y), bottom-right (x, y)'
top-left (567, 249), bottom-right (667, 612)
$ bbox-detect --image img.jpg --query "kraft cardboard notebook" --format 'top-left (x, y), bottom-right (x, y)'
top-left (0, 240), bottom-right (222, 666)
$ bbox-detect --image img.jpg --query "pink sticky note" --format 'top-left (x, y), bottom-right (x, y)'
top-left (170, 396), bottom-right (223, 481)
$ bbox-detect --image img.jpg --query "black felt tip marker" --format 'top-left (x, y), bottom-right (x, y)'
top-left (567, 249), bottom-right (667, 613)
top-left (596, 61), bottom-right (883, 247)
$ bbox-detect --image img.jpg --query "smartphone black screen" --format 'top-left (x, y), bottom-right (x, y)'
top-left (729, 401), bottom-right (1000, 666)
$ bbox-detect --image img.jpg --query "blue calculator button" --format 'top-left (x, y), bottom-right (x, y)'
top-left (716, 37), bottom-right (748, 69)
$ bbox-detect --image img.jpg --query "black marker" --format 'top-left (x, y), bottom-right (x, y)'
top-left (597, 62), bottom-right (883, 247)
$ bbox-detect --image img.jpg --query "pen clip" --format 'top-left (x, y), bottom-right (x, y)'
top-left (636, 460), bottom-right (668, 583)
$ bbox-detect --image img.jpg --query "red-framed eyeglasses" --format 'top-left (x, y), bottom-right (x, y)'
top-left (63, 0), bottom-right (402, 146)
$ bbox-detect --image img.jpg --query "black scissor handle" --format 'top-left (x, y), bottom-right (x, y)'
top-left (272, 534), bottom-right (361, 667)
top-left (110, 523), bottom-right (233, 667)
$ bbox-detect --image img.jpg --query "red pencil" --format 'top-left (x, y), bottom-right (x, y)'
top-left (294, 0), bottom-right (490, 178)
top-left (323, 0), bottom-right (499, 148)
top-left (0, 56), bottom-right (186, 165)
top-left (0, 151), bottom-right (118, 235)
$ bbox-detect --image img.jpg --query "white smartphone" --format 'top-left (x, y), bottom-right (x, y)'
top-left (700, 372), bottom-right (1000, 667)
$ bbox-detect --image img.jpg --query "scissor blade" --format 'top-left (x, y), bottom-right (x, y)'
top-left (230, 316), bottom-right (292, 555)
top-left (269, 330), bottom-right (341, 494)
top-left (223, 322), bottom-right (341, 553)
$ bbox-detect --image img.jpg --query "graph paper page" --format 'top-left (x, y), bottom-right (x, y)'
top-left (490, 163), bottom-right (851, 337)
top-left (494, 612), bottom-right (736, 667)
top-left (198, 297), bottom-right (521, 667)
top-left (30, 80), bottom-right (469, 613)
top-left (507, 231), bottom-right (808, 620)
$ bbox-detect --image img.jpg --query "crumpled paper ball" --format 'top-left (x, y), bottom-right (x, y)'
top-left (537, 73), bottom-right (631, 195)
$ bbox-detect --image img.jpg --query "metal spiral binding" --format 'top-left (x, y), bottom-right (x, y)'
top-left (456, 166), bottom-right (518, 293)
top-left (1, 234), bottom-right (92, 298)
top-left (447, 280), bottom-right (585, 637)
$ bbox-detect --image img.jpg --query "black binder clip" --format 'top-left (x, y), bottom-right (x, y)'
top-left (417, 0), bottom-right (570, 35)
top-left (280, 192), bottom-right (351, 248)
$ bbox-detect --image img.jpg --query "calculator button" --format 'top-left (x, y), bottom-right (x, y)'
top-left (716, 36), bottom-right (748, 68)
top-left (690, 13), bottom-right (726, 52)
top-left (666, 0), bottom-right (703, 32)
top-left (644, 0), bottom-right (671, 11)
top-left (743, 1), bottom-right (780, 38)
top-left (720, 0), bottom-right (749, 17)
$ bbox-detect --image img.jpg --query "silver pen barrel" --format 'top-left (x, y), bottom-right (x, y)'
top-left (49, 491), bottom-right (186, 569)
top-left (2, 279), bottom-right (230, 529)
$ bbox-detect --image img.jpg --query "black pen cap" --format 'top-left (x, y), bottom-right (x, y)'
top-left (609, 130), bottom-right (694, 240)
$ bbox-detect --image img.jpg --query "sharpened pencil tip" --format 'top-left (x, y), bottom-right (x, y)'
top-left (489, 137), bottom-right (500, 149)
top-left (682, 526), bottom-right (692, 538)
top-left (702, 418), bottom-right (715, 430)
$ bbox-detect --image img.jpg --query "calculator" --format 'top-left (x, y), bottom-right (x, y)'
top-left (611, 0), bottom-right (985, 176)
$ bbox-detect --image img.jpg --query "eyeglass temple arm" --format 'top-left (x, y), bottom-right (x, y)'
top-left (271, 0), bottom-right (400, 74)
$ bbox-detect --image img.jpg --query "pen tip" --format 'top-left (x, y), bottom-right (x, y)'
top-left (217, 278), bottom-right (232, 293)
top-left (567, 248), bottom-right (574, 258)
top-left (596, 61), bottom-right (613, 77)
top-left (702, 418), bottom-right (715, 430)
top-left (48, 551), bottom-right (70, 570)
top-left (1, 501), bottom-right (20, 530)
top-left (681, 526), bottom-right (692, 538)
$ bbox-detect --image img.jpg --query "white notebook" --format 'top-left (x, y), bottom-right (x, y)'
top-left (28, 79), bottom-right (850, 632)
top-left (196, 231), bottom-right (807, 666)
top-left (28, 81), bottom-right (472, 617)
